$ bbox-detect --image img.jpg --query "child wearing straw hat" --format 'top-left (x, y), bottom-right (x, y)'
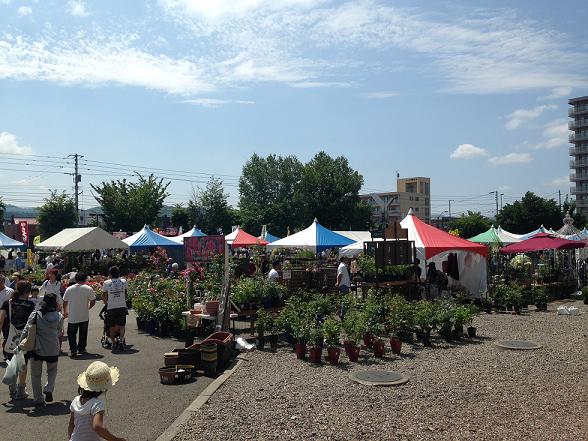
top-left (68, 361), bottom-right (126, 441)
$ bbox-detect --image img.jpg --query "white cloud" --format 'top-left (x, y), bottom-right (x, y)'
top-left (291, 81), bottom-right (351, 88)
top-left (538, 87), bottom-right (572, 101)
top-left (182, 98), bottom-right (255, 108)
top-left (0, 35), bottom-right (214, 95)
top-left (0, 132), bottom-right (34, 155)
top-left (488, 153), bottom-right (532, 166)
top-left (505, 104), bottom-right (557, 130)
top-left (361, 91), bottom-right (397, 99)
top-left (533, 119), bottom-right (568, 149)
top-left (450, 143), bottom-right (489, 159)
top-left (498, 185), bottom-right (511, 191)
top-left (549, 176), bottom-right (569, 186)
top-left (68, 1), bottom-right (89, 17)
top-left (17, 6), bottom-right (32, 16)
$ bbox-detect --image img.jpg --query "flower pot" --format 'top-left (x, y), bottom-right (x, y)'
top-left (419, 330), bottom-right (432, 347)
top-left (372, 339), bottom-right (385, 358)
top-left (205, 300), bottom-right (220, 316)
top-left (513, 305), bottom-right (521, 315)
top-left (295, 342), bottom-right (307, 360)
top-left (397, 329), bottom-right (414, 343)
top-left (309, 346), bottom-right (323, 364)
top-left (363, 333), bottom-right (374, 348)
top-left (584, 297), bottom-right (588, 305)
top-left (269, 335), bottom-right (279, 352)
top-left (145, 320), bottom-right (157, 335)
top-left (452, 326), bottom-right (463, 340)
top-left (467, 326), bottom-right (477, 338)
top-left (136, 316), bottom-right (145, 331)
top-left (344, 342), bottom-right (360, 362)
top-left (256, 336), bottom-right (266, 350)
top-left (440, 327), bottom-right (453, 342)
top-left (326, 347), bottom-right (341, 365)
top-left (389, 336), bottom-right (402, 354)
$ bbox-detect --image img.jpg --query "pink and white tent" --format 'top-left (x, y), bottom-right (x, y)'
top-left (400, 210), bottom-right (488, 297)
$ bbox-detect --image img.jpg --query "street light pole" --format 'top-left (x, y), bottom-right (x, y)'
top-left (500, 193), bottom-right (504, 212)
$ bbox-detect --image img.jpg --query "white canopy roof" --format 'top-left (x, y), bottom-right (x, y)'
top-left (338, 238), bottom-right (384, 257)
top-left (36, 227), bottom-right (128, 252)
top-left (266, 219), bottom-right (354, 252)
top-left (334, 231), bottom-right (372, 243)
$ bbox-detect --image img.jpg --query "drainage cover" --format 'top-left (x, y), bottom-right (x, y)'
top-left (494, 340), bottom-right (543, 350)
top-left (349, 370), bottom-right (409, 386)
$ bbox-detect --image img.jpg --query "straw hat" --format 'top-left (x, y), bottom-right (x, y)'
top-left (77, 362), bottom-right (120, 392)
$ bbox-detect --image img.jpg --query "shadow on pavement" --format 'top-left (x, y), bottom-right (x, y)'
top-left (3, 400), bottom-right (71, 417)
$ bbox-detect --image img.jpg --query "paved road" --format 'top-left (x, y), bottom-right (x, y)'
top-left (0, 305), bottom-right (213, 441)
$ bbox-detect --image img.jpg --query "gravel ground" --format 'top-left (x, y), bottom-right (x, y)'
top-left (174, 301), bottom-right (588, 441)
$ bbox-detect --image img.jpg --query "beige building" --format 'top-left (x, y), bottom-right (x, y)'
top-left (360, 177), bottom-right (431, 230)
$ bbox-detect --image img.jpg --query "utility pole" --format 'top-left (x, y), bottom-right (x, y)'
top-left (67, 154), bottom-right (83, 225)
top-left (500, 193), bottom-right (504, 212)
top-left (448, 200), bottom-right (453, 219)
top-left (558, 190), bottom-right (562, 210)
top-left (495, 190), bottom-right (498, 219)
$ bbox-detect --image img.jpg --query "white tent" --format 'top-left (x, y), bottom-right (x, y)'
top-left (266, 219), bottom-right (354, 252)
top-left (36, 227), bottom-right (128, 252)
top-left (339, 238), bottom-right (385, 258)
top-left (171, 226), bottom-right (206, 244)
top-left (334, 231), bottom-right (372, 243)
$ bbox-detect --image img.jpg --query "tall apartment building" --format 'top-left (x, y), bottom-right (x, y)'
top-left (360, 177), bottom-right (431, 230)
top-left (569, 95), bottom-right (588, 214)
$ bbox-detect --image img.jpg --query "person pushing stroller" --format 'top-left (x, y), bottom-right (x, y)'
top-left (101, 266), bottom-right (128, 352)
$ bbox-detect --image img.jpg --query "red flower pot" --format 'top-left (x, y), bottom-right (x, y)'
top-left (205, 300), bottom-right (220, 316)
top-left (309, 346), bottom-right (323, 364)
top-left (373, 339), bottom-right (385, 358)
top-left (295, 342), bottom-right (307, 360)
top-left (390, 336), bottom-right (402, 355)
top-left (345, 343), bottom-right (360, 362)
top-left (326, 347), bottom-right (341, 365)
top-left (363, 333), bottom-right (374, 348)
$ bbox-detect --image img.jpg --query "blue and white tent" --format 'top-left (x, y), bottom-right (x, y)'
top-left (266, 219), bottom-right (354, 253)
top-left (123, 225), bottom-right (183, 249)
top-left (518, 225), bottom-right (550, 241)
top-left (171, 225), bottom-right (206, 244)
top-left (259, 232), bottom-right (281, 243)
top-left (0, 231), bottom-right (26, 249)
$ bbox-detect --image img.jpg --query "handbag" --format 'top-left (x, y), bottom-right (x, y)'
top-left (19, 312), bottom-right (38, 352)
top-left (5, 301), bottom-right (22, 354)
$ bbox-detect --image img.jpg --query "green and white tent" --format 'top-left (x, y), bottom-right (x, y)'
top-left (468, 226), bottom-right (520, 245)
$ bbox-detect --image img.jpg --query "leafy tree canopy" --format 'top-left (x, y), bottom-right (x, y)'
top-left (38, 191), bottom-right (77, 238)
top-left (496, 191), bottom-right (562, 234)
top-left (171, 204), bottom-right (191, 231)
top-left (190, 177), bottom-right (236, 234)
top-left (449, 211), bottom-right (492, 239)
top-left (91, 173), bottom-right (170, 232)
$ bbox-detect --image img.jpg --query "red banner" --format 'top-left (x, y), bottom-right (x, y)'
top-left (19, 221), bottom-right (29, 245)
top-left (184, 236), bottom-right (225, 262)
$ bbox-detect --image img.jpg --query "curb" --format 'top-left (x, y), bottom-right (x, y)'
top-left (155, 356), bottom-right (247, 441)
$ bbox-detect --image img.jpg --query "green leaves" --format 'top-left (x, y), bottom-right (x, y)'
top-left (38, 190), bottom-right (77, 238)
top-left (91, 173), bottom-right (170, 232)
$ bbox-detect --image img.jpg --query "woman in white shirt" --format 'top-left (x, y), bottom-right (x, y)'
top-left (40, 269), bottom-right (64, 350)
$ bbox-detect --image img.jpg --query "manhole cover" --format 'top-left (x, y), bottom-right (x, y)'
top-left (494, 340), bottom-right (543, 350)
top-left (349, 370), bottom-right (409, 386)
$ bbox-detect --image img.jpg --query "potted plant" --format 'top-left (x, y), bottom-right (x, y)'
top-left (436, 307), bottom-right (454, 342)
top-left (292, 316), bottom-right (310, 359)
top-left (255, 308), bottom-right (269, 350)
top-left (465, 305), bottom-right (478, 338)
top-left (386, 295), bottom-right (412, 353)
top-left (323, 316), bottom-right (342, 365)
top-left (342, 311), bottom-right (363, 362)
top-left (308, 321), bottom-right (324, 364)
top-left (506, 286), bottom-right (522, 315)
top-left (452, 305), bottom-right (471, 340)
top-left (371, 327), bottom-right (386, 358)
top-left (414, 301), bottom-right (435, 347)
top-left (533, 287), bottom-right (549, 312)
top-left (267, 314), bottom-right (279, 352)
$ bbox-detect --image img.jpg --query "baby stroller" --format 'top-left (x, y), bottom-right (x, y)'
top-left (99, 307), bottom-right (125, 351)
top-left (99, 307), bottom-right (112, 349)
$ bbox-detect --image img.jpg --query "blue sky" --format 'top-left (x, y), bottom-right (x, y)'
top-left (1, 0), bottom-right (587, 218)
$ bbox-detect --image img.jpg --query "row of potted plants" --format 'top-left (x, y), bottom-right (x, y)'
top-left (488, 284), bottom-right (550, 313)
top-left (231, 277), bottom-right (288, 309)
top-left (254, 290), bottom-right (480, 365)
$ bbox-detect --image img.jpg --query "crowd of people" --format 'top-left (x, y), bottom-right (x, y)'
top-left (0, 261), bottom-right (129, 441)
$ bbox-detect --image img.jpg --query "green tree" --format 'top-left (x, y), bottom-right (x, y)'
top-left (239, 154), bottom-right (304, 236)
top-left (91, 173), bottom-right (170, 232)
top-left (449, 211), bottom-right (492, 239)
top-left (192, 177), bottom-right (234, 234)
top-left (295, 151), bottom-right (370, 230)
top-left (171, 204), bottom-right (191, 231)
top-left (496, 191), bottom-right (562, 234)
top-left (38, 191), bottom-right (77, 238)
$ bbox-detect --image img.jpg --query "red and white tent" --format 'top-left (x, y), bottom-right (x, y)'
top-left (400, 210), bottom-right (488, 296)
top-left (226, 227), bottom-right (268, 248)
